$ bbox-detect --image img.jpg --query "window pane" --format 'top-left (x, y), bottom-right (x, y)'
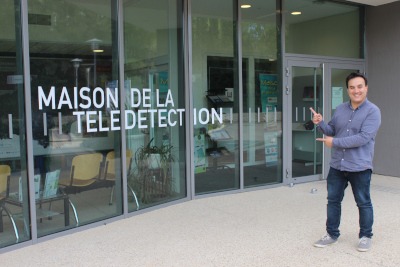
top-left (331, 68), bottom-right (357, 112)
top-left (124, 0), bottom-right (186, 210)
top-left (241, 0), bottom-right (283, 187)
top-left (28, 0), bottom-right (121, 236)
top-left (192, 0), bottom-right (240, 194)
top-left (0, 0), bottom-right (30, 248)
top-left (291, 66), bottom-right (323, 178)
top-left (285, 0), bottom-right (362, 58)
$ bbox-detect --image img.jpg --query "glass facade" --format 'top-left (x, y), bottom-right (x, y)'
top-left (191, 0), bottom-right (240, 194)
top-left (0, 0), bottom-right (364, 250)
top-left (123, 0), bottom-right (186, 210)
top-left (28, 0), bottom-right (121, 236)
top-left (0, 0), bottom-right (30, 248)
top-left (241, 1), bottom-right (282, 187)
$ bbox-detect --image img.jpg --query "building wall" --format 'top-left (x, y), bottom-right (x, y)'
top-left (366, 2), bottom-right (400, 177)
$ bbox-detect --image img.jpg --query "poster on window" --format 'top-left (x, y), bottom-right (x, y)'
top-left (194, 134), bottom-right (207, 173)
top-left (332, 87), bottom-right (343, 110)
top-left (158, 71), bottom-right (169, 93)
top-left (264, 131), bottom-right (278, 166)
top-left (260, 74), bottom-right (278, 112)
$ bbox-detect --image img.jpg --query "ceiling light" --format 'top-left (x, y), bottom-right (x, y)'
top-left (93, 49), bottom-right (104, 53)
top-left (241, 4), bottom-right (251, 8)
top-left (291, 11), bottom-right (302, 15)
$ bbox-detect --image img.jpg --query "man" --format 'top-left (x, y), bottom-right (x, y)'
top-left (311, 72), bottom-right (381, 252)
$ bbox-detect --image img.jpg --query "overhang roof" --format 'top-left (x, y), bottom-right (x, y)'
top-left (346, 0), bottom-right (399, 6)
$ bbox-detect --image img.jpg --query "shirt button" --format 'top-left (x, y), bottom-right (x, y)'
top-left (342, 159), bottom-right (344, 161)
top-left (347, 129), bottom-right (349, 132)
top-left (349, 120), bottom-right (351, 122)
top-left (343, 149), bottom-right (345, 151)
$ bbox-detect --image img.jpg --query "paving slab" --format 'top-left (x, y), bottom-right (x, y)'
top-left (1, 174), bottom-right (399, 267)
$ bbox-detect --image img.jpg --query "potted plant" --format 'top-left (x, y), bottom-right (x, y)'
top-left (129, 138), bottom-right (174, 203)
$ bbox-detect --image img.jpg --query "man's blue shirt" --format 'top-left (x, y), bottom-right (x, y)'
top-left (317, 99), bottom-right (381, 172)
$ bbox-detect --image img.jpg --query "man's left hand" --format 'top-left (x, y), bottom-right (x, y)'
top-left (316, 136), bottom-right (333, 148)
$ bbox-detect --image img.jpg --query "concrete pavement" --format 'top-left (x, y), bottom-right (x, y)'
top-left (1, 174), bottom-right (400, 267)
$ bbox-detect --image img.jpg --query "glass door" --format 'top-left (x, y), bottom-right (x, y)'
top-left (285, 59), bottom-right (364, 184)
top-left (288, 62), bottom-right (323, 183)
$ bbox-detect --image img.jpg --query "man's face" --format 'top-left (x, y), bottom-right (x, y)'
top-left (347, 77), bottom-right (368, 107)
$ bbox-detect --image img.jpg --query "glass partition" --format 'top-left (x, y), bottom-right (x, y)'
top-left (241, 0), bottom-right (283, 187)
top-left (123, 0), bottom-right (186, 210)
top-left (28, 0), bottom-right (121, 236)
top-left (0, 0), bottom-right (30, 248)
top-left (191, 0), bottom-right (240, 194)
top-left (285, 0), bottom-right (362, 58)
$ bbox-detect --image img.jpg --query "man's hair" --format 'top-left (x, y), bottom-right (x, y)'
top-left (346, 72), bottom-right (368, 88)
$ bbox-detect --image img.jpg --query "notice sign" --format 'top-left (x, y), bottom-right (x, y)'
top-left (158, 72), bottom-right (169, 93)
top-left (7, 75), bottom-right (23, 85)
top-left (194, 134), bottom-right (206, 173)
top-left (260, 74), bottom-right (278, 112)
top-left (332, 87), bottom-right (343, 110)
top-left (264, 131), bottom-right (278, 166)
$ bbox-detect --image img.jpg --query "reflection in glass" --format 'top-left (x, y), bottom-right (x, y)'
top-left (28, 0), bottom-right (122, 237)
top-left (291, 67), bottom-right (323, 178)
top-left (331, 69), bottom-right (357, 112)
top-left (123, 0), bottom-right (186, 210)
top-left (241, 0), bottom-right (283, 187)
top-left (285, 0), bottom-right (362, 58)
top-left (192, 0), bottom-right (240, 194)
top-left (0, 0), bottom-right (30, 248)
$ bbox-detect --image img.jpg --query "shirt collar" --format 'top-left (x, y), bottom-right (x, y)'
top-left (347, 98), bottom-right (368, 110)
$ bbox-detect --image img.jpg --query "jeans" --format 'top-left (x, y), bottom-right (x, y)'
top-left (326, 167), bottom-right (373, 239)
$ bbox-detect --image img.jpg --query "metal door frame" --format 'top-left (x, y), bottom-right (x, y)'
top-left (283, 55), bottom-right (365, 185)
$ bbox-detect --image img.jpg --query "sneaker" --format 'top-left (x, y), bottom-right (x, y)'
top-left (314, 234), bottom-right (338, 248)
top-left (357, 237), bottom-right (372, 252)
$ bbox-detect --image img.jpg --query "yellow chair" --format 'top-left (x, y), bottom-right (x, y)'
top-left (104, 150), bottom-right (139, 210)
top-left (59, 153), bottom-right (103, 226)
top-left (59, 153), bottom-right (103, 190)
top-left (0, 165), bottom-right (19, 241)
